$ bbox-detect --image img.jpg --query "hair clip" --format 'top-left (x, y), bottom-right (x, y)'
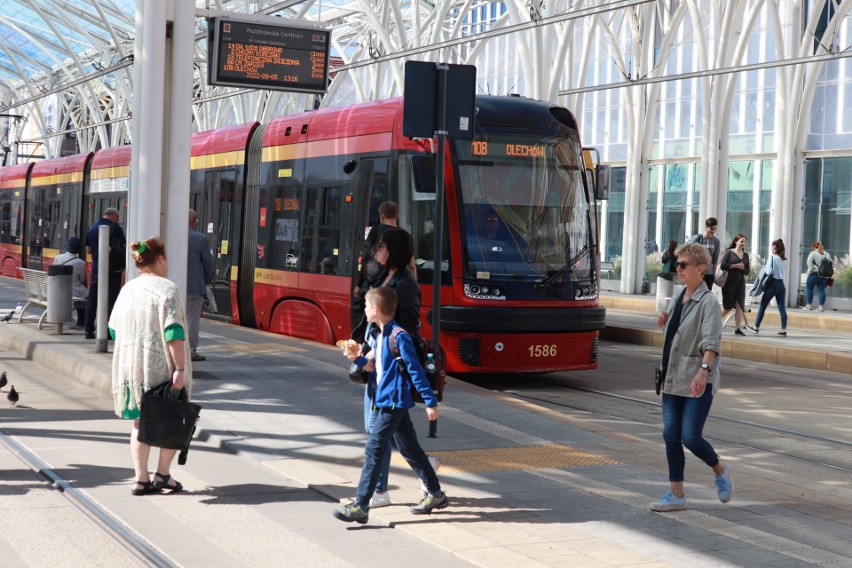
top-left (137, 241), bottom-right (147, 254)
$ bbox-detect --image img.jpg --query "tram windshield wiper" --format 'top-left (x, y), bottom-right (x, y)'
top-left (536, 244), bottom-right (588, 289)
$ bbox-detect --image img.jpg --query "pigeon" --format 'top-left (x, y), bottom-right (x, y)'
top-left (0, 371), bottom-right (6, 391)
top-left (1, 311), bottom-right (13, 322)
top-left (8, 385), bottom-right (18, 407)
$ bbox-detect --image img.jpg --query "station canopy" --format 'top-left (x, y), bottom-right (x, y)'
top-left (0, 0), bottom-right (355, 99)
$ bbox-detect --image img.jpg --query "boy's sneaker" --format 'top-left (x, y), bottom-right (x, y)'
top-left (410, 491), bottom-right (448, 515)
top-left (649, 491), bottom-right (687, 512)
top-left (715, 465), bottom-right (734, 503)
top-left (816, 306), bottom-right (825, 312)
top-left (333, 501), bottom-right (369, 524)
top-left (801, 305), bottom-right (812, 310)
top-left (369, 491), bottom-right (392, 508)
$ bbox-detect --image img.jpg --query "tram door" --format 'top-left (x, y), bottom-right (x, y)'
top-left (348, 157), bottom-right (390, 329)
top-left (24, 187), bottom-right (48, 270)
top-left (201, 170), bottom-right (237, 321)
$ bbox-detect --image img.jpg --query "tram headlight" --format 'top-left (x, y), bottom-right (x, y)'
top-left (469, 284), bottom-right (480, 294)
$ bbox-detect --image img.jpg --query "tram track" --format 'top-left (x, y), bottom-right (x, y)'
top-left (509, 384), bottom-right (852, 475)
top-left (469, 344), bottom-right (852, 477)
top-left (0, 428), bottom-right (178, 568)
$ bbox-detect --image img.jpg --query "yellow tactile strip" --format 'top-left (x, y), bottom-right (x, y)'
top-left (393, 444), bottom-right (618, 473)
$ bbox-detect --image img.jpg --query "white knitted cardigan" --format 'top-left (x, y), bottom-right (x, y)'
top-left (109, 274), bottom-right (192, 417)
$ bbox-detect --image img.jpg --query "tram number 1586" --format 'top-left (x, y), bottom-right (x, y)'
top-left (529, 344), bottom-right (557, 358)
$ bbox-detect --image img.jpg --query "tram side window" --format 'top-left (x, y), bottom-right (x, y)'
top-left (7, 196), bottom-right (23, 244)
top-left (301, 186), bottom-right (342, 274)
top-left (0, 200), bottom-right (9, 243)
top-left (266, 185), bottom-right (300, 271)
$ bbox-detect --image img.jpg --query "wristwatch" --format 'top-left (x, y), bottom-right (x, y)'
top-left (700, 363), bottom-right (711, 373)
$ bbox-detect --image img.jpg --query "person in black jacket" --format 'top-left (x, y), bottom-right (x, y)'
top-left (353, 227), bottom-right (438, 509)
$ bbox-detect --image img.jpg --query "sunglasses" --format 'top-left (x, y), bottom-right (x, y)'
top-left (675, 261), bottom-right (691, 270)
top-left (486, 217), bottom-right (498, 222)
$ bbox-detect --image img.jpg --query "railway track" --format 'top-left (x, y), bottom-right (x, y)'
top-left (0, 429), bottom-right (178, 568)
top-left (466, 342), bottom-right (852, 476)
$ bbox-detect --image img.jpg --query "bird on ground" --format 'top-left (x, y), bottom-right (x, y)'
top-left (8, 385), bottom-right (19, 407)
top-left (1, 311), bottom-right (13, 322)
top-left (0, 371), bottom-right (6, 391)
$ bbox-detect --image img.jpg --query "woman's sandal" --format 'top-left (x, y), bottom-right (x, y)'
top-left (131, 480), bottom-right (162, 496)
top-left (152, 472), bottom-right (183, 493)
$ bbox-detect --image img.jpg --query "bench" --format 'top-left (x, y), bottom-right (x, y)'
top-left (19, 268), bottom-right (50, 328)
top-left (19, 268), bottom-right (86, 330)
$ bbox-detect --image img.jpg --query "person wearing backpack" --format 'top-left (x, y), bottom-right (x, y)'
top-left (334, 287), bottom-right (447, 524)
top-left (803, 241), bottom-right (833, 312)
top-left (354, 227), bottom-right (439, 509)
top-left (687, 217), bottom-right (721, 290)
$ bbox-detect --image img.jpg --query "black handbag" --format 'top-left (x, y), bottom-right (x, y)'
top-left (138, 381), bottom-right (201, 464)
top-left (654, 365), bottom-right (665, 396)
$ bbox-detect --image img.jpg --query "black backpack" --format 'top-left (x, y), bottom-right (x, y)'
top-left (388, 327), bottom-right (446, 403)
top-left (817, 255), bottom-right (834, 278)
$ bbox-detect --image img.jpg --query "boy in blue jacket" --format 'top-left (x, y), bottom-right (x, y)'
top-left (334, 286), bottom-right (447, 524)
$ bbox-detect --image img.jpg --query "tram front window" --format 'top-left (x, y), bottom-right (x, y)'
top-left (455, 132), bottom-right (594, 300)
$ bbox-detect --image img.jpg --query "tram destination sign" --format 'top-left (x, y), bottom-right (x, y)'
top-left (208, 15), bottom-right (330, 94)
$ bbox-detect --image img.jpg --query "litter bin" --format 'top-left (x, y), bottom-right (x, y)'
top-left (47, 264), bottom-right (73, 333)
top-left (656, 272), bottom-right (675, 312)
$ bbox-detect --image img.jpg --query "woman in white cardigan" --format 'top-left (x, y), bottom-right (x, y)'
top-left (109, 237), bottom-right (190, 496)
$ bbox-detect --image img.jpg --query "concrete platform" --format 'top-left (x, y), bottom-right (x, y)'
top-left (2, 275), bottom-right (852, 567)
top-left (601, 292), bottom-right (852, 375)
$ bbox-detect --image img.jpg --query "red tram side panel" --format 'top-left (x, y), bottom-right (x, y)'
top-left (0, 162), bottom-right (33, 277)
top-left (27, 153), bottom-right (92, 271)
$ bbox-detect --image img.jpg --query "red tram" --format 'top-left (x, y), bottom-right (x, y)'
top-left (0, 95), bottom-right (606, 374)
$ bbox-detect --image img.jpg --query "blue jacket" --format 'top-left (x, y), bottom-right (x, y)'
top-left (355, 321), bottom-right (437, 409)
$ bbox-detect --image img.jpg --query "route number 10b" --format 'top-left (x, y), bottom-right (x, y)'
top-left (529, 344), bottom-right (557, 358)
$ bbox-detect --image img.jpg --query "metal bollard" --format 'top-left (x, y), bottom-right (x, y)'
top-left (47, 265), bottom-right (73, 335)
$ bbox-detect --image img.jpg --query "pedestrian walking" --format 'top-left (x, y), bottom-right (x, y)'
top-left (334, 287), bottom-right (447, 523)
top-left (750, 239), bottom-right (788, 336)
top-left (802, 241), bottom-right (833, 312)
top-left (651, 242), bottom-right (732, 512)
top-left (186, 209), bottom-right (214, 362)
top-left (720, 234), bottom-right (750, 335)
top-left (661, 240), bottom-right (678, 273)
top-left (688, 218), bottom-right (721, 291)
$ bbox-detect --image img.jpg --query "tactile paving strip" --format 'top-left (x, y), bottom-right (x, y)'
top-left (393, 444), bottom-right (619, 473)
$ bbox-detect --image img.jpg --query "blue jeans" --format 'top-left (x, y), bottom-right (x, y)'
top-left (805, 273), bottom-right (827, 306)
top-left (355, 406), bottom-right (440, 508)
top-left (754, 279), bottom-right (787, 329)
top-left (364, 387), bottom-right (393, 493)
top-left (662, 389), bottom-right (719, 482)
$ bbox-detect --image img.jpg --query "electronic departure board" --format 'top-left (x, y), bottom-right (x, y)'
top-left (208, 15), bottom-right (330, 94)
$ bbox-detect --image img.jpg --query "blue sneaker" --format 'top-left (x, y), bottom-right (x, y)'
top-left (715, 465), bottom-right (733, 503)
top-left (649, 491), bottom-right (687, 512)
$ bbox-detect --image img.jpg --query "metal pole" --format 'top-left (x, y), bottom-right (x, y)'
top-left (96, 225), bottom-right (110, 353)
top-left (429, 63), bottom-right (449, 438)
